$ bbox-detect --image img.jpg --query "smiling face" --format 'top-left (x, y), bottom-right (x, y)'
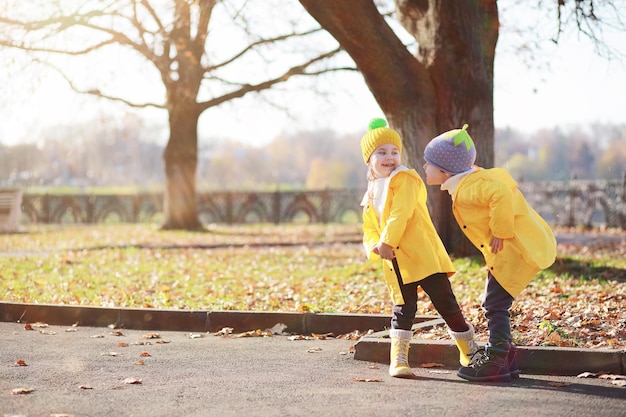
top-left (423, 161), bottom-right (451, 185)
top-left (368, 144), bottom-right (401, 179)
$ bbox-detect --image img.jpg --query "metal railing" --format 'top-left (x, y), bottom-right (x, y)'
top-left (15, 179), bottom-right (626, 228)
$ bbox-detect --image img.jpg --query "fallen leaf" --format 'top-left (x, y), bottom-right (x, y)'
top-left (117, 342), bottom-right (129, 347)
top-left (90, 334), bottom-right (105, 338)
top-left (24, 323), bottom-right (33, 330)
top-left (142, 333), bottom-right (160, 339)
top-left (78, 385), bottom-right (93, 390)
top-left (16, 359), bottom-right (27, 366)
top-left (288, 334), bottom-right (318, 341)
top-left (139, 352), bottom-right (151, 357)
top-left (134, 361), bottom-right (145, 365)
top-left (110, 330), bottom-right (124, 336)
top-left (11, 387), bottom-right (34, 395)
top-left (577, 372), bottom-right (597, 378)
top-left (352, 377), bottom-right (382, 382)
top-left (307, 347), bottom-right (322, 353)
top-left (610, 380), bottom-right (626, 387)
top-left (215, 327), bottom-right (233, 336)
top-left (155, 339), bottom-right (170, 344)
top-left (312, 332), bottom-right (334, 339)
top-left (598, 374), bottom-right (626, 380)
top-left (420, 362), bottom-right (445, 368)
top-left (236, 329), bottom-right (272, 338)
top-left (188, 333), bottom-right (204, 339)
top-left (123, 378), bottom-right (142, 384)
top-left (101, 352), bottom-right (121, 357)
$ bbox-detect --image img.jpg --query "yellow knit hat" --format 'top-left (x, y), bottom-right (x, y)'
top-left (360, 118), bottom-right (403, 163)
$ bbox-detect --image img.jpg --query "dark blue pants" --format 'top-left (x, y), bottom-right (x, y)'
top-left (391, 266), bottom-right (468, 333)
top-left (482, 272), bottom-right (515, 348)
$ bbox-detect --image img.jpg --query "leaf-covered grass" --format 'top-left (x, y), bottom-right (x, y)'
top-left (0, 224), bottom-right (624, 349)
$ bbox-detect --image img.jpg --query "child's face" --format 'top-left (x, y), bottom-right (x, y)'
top-left (423, 162), bottom-right (451, 185)
top-left (369, 144), bottom-right (401, 178)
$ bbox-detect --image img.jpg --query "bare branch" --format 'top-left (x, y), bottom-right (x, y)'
top-left (36, 58), bottom-right (165, 110)
top-left (198, 47), bottom-right (345, 111)
top-left (553, 0), bottom-right (625, 58)
top-left (206, 27), bottom-right (327, 72)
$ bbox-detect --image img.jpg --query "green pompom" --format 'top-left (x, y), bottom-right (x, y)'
top-left (368, 118), bottom-right (387, 130)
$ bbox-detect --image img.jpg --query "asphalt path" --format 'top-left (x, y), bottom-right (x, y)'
top-left (1, 322), bottom-right (624, 417)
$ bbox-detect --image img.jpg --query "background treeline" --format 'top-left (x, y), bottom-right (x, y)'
top-left (1, 115), bottom-right (625, 190)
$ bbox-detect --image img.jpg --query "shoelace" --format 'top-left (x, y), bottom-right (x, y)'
top-left (468, 346), bottom-right (488, 366)
top-left (394, 339), bottom-right (410, 364)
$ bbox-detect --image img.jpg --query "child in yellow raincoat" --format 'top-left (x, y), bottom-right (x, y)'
top-left (423, 124), bottom-right (557, 382)
top-left (360, 118), bottom-right (478, 378)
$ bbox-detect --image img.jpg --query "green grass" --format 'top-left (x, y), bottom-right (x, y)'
top-left (1, 223), bottom-right (624, 348)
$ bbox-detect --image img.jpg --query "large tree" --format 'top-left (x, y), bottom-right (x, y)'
top-left (0, 0), bottom-right (344, 230)
top-left (298, 0), bottom-right (624, 253)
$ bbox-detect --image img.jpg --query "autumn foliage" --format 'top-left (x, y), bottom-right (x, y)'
top-left (0, 224), bottom-right (624, 350)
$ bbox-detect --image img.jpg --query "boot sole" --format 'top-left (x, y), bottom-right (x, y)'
top-left (389, 369), bottom-right (414, 378)
top-left (457, 370), bottom-right (512, 382)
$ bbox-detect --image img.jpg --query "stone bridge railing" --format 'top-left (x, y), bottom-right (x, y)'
top-left (17, 179), bottom-right (626, 228)
top-left (518, 179), bottom-right (626, 228)
top-left (20, 189), bottom-right (364, 226)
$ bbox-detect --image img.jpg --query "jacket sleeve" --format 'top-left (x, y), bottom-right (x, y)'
top-left (379, 173), bottom-right (417, 248)
top-left (362, 204), bottom-right (381, 261)
top-left (480, 179), bottom-right (515, 239)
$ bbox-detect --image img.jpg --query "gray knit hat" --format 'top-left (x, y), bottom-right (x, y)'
top-left (424, 124), bottom-right (476, 175)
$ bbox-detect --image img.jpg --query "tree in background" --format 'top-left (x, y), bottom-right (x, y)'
top-left (1, 121), bottom-right (624, 189)
top-left (598, 138), bottom-right (626, 179)
top-left (299, 0), bottom-right (624, 253)
top-left (198, 129), bottom-right (363, 190)
top-left (495, 124), bottom-right (624, 182)
top-left (0, 0), bottom-right (345, 229)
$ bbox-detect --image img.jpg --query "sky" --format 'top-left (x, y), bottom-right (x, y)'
top-left (1, 3), bottom-right (625, 147)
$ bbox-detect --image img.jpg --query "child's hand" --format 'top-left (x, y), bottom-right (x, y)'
top-left (489, 236), bottom-right (504, 254)
top-left (373, 242), bottom-right (395, 260)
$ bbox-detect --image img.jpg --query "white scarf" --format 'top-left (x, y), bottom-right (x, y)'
top-left (361, 166), bottom-right (409, 220)
top-left (441, 167), bottom-right (477, 199)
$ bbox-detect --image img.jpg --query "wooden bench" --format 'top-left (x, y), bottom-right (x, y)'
top-left (0, 189), bottom-right (23, 233)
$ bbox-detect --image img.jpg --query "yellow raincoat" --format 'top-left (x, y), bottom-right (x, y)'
top-left (451, 167), bottom-right (556, 297)
top-left (362, 168), bottom-right (455, 305)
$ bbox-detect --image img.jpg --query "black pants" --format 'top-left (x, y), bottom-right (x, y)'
top-left (482, 272), bottom-right (514, 348)
top-left (391, 265), bottom-right (468, 333)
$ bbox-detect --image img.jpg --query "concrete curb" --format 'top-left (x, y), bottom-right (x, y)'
top-left (1, 302), bottom-right (624, 376)
top-left (355, 336), bottom-right (626, 377)
top-left (0, 302), bottom-right (392, 334)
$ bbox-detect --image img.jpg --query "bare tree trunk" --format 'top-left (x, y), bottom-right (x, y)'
top-left (162, 99), bottom-right (202, 230)
top-left (300, 0), bottom-right (498, 255)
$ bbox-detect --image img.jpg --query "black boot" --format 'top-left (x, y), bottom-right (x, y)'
top-left (457, 344), bottom-right (511, 382)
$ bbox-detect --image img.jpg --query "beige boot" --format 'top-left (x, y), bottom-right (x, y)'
top-left (448, 323), bottom-right (480, 366)
top-left (389, 329), bottom-right (413, 377)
